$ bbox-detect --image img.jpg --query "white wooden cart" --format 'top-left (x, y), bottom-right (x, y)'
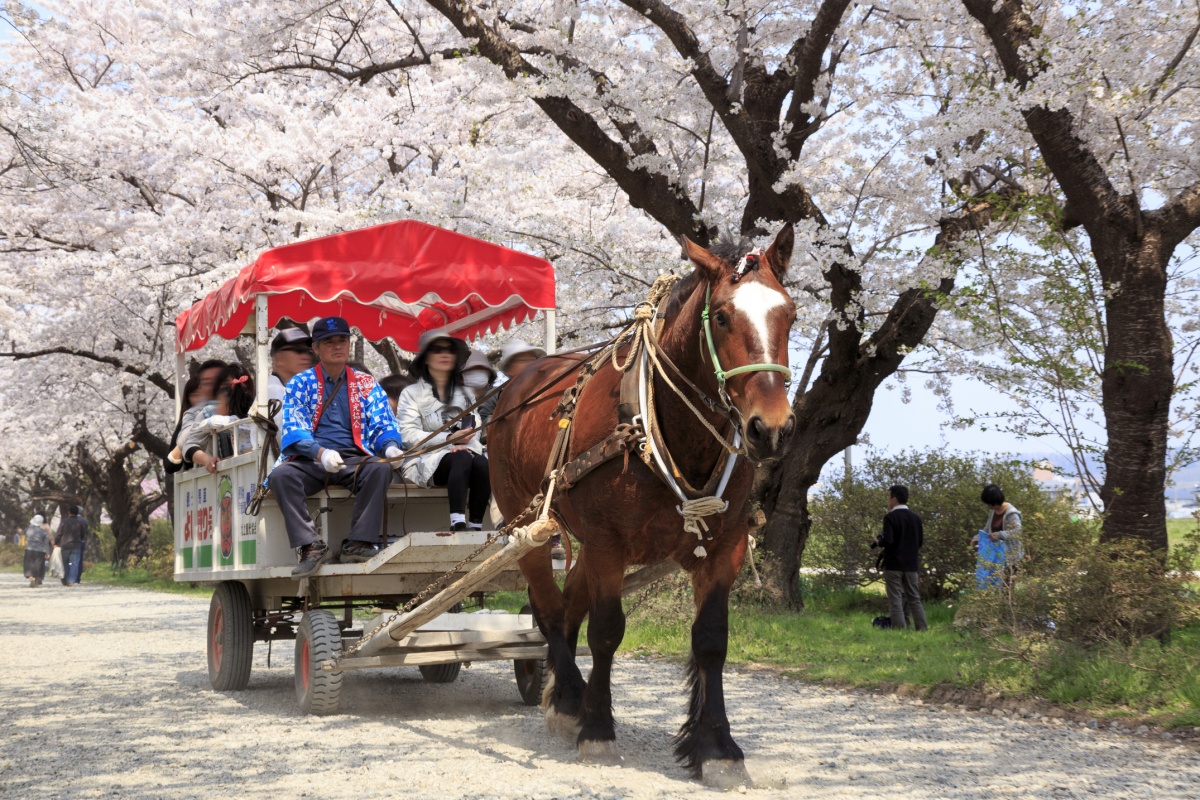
top-left (172, 220), bottom-right (561, 713)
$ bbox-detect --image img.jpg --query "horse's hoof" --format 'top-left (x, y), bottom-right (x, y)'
top-left (544, 707), bottom-right (581, 738)
top-left (701, 759), bottom-right (752, 790)
top-left (577, 739), bottom-right (623, 765)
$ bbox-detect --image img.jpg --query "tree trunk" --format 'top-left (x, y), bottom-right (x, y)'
top-left (757, 359), bottom-right (885, 606)
top-left (1096, 230), bottom-right (1172, 551)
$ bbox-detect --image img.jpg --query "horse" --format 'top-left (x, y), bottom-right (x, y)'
top-left (488, 224), bottom-right (797, 788)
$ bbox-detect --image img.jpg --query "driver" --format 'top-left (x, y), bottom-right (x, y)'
top-left (268, 316), bottom-right (404, 577)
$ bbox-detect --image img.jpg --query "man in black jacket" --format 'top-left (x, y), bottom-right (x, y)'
top-left (872, 485), bottom-right (927, 631)
top-left (55, 506), bottom-right (89, 587)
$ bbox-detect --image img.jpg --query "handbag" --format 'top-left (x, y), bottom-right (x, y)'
top-left (49, 546), bottom-right (64, 578)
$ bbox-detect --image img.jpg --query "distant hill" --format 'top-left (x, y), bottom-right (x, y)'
top-left (1020, 452), bottom-right (1200, 492)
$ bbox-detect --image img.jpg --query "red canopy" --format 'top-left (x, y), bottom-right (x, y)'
top-left (175, 220), bottom-right (556, 352)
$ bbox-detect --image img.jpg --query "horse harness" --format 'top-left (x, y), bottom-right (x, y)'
top-left (539, 270), bottom-right (791, 557)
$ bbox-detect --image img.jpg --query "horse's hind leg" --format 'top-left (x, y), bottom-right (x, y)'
top-left (674, 549), bottom-right (752, 789)
top-left (576, 555), bottom-right (625, 764)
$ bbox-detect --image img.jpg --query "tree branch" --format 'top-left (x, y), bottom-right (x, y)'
top-left (422, 0), bottom-right (711, 242)
top-left (0, 347), bottom-right (174, 397)
top-left (960, 0), bottom-right (1129, 232)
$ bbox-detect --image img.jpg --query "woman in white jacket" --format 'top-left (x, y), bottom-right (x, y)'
top-left (396, 330), bottom-right (490, 531)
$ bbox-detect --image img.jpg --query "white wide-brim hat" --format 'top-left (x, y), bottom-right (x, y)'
top-left (499, 339), bottom-right (546, 372)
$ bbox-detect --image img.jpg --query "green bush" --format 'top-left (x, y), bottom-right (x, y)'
top-left (962, 532), bottom-right (1200, 650)
top-left (806, 449), bottom-right (1090, 598)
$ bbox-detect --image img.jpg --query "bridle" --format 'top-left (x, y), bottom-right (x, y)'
top-left (699, 252), bottom-right (793, 396)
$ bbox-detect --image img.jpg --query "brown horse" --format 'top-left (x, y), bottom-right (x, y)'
top-left (488, 225), bottom-right (796, 787)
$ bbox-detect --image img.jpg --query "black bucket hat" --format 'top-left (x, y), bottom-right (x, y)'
top-left (412, 329), bottom-right (470, 372)
top-left (270, 327), bottom-right (313, 354)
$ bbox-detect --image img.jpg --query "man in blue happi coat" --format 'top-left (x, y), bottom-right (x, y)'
top-left (269, 316), bottom-right (404, 576)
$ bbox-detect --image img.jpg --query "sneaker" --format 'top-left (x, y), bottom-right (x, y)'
top-left (550, 533), bottom-right (566, 561)
top-left (292, 542), bottom-right (331, 577)
top-left (450, 521), bottom-right (468, 532)
top-left (339, 540), bottom-right (381, 563)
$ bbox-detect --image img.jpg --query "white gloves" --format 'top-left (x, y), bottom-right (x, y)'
top-left (319, 449), bottom-right (346, 473)
top-left (385, 445), bottom-right (403, 459)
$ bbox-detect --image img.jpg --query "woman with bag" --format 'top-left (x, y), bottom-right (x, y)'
top-left (971, 483), bottom-right (1024, 587)
top-left (22, 515), bottom-right (52, 587)
top-left (396, 330), bottom-right (490, 531)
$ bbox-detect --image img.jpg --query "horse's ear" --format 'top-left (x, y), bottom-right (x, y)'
top-left (681, 236), bottom-right (723, 282)
top-left (764, 223), bottom-right (793, 280)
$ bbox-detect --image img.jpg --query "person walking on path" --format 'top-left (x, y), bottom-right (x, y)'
top-left (871, 485), bottom-right (928, 631)
top-left (22, 515), bottom-right (52, 587)
top-left (55, 506), bottom-right (89, 587)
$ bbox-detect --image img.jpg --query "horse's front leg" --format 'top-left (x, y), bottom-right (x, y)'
top-left (674, 546), bottom-right (752, 789)
top-left (576, 555), bottom-right (625, 764)
top-left (542, 555), bottom-right (590, 735)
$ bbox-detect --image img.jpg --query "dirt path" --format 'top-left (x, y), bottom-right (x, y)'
top-left (1, 573), bottom-right (1197, 799)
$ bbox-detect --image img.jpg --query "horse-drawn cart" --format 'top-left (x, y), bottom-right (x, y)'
top-left (172, 220), bottom-right (560, 713)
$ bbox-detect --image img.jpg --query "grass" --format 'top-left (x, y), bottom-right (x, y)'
top-left (1168, 518), bottom-right (1200, 567)
top-left (81, 563), bottom-right (214, 597)
top-left (613, 583), bottom-right (1200, 729)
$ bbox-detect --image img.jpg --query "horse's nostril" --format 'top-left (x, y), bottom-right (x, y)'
top-left (748, 417), bottom-right (767, 443)
top-left (782, 415), bottom-right (796, 441)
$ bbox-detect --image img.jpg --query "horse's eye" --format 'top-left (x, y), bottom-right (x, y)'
top-left (714, 311), bottom-right (729, 328)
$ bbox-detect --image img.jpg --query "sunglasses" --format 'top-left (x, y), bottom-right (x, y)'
top-left (276, 346), bottom-right (311, 355)
top-left (427, 343), bottom-right (457, 355)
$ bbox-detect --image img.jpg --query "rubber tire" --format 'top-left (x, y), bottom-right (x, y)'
top-left (514, 603), bottom-right (546, 706)
top-left (417, 661), bottom-right (462, 683)
top-left (295, 610), bottom-right (343, 715)
top-left (207, 581), bottom-right (254, 691)
top-left (416, 601), bottom-right (463, 684)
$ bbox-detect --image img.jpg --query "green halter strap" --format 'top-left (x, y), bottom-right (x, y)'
top-left (701, 282), bottom-right (793, 389)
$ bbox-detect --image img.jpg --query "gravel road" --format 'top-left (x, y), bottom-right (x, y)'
top-left (2, 573), bottom-right (1198, 799)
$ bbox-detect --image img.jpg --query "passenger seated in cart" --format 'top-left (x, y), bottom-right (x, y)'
top-left (396, 330), bottom-right (491, 531)
top-left (267, 327), bottom-right (314, 446)
top-left (269, 316), bottom-right (405, 577)
top-left (379, 374), bottom-right (414, 415)
top-left (165, 359), bottom-right (227, 473)
top-left (185, 364), bottom-right (256, 474)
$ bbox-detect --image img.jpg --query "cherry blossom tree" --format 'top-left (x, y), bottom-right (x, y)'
top-left (946, 0), bottom-right (1200, 550)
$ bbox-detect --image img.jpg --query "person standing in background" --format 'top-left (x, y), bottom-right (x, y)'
top-left (871, 485), bottom-right (928, 631)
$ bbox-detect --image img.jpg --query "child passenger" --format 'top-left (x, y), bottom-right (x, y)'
top-left (185, 364), bottom-right (256, 474)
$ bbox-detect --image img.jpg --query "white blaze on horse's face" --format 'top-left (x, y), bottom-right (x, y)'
top-left (730, 280), bottom-right (789, 363)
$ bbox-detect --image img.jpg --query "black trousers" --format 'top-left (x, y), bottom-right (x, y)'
top-left (431, 450), bottom-right (491, 522)
top-left (268, 455), bottom-right (392, 549)
top-left (24, 549), bottom-right (47, 581)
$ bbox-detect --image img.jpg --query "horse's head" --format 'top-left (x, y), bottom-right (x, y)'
top-left (682, 224), bottom-right (797, 463)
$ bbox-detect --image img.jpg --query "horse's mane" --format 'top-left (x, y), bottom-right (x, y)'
top-left (663, 233), bottom-right (754, 318)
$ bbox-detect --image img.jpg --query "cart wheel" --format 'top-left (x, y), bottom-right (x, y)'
top-left (514, 657), bottom-right (546, 706)
top-left (295, 610), bottom-right (343, 715)
top-left (418, 661), bottom-right (463, 683)
top-left (208, 581), bottom-right (254, 691)
top-left (514, 604), bottom-right (546, 706)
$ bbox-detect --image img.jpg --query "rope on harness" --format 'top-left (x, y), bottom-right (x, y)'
top-left (245, 399), bottom-right (282, 516)
top-left (677, 496), bottom-right (731, 557)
